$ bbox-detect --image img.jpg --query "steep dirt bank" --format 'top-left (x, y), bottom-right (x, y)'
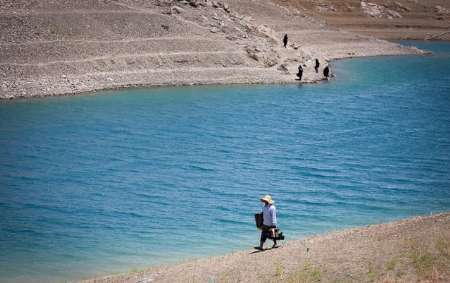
top-left (80, 212), bottom-right (450, 283)
top-left (0, 0), bottom-right (422, 99)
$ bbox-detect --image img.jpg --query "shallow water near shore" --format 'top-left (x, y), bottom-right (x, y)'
top-left (1, 41), bottom-right (450, 283)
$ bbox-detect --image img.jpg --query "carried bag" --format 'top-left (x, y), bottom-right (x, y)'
top-left (254, 213), bottom-right (285, 240)
top-left (268, 228), bottom-right (285, 240)
top-left (254, 212), bottom-right (263, 229)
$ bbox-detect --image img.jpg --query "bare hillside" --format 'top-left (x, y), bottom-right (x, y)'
top-left (0, 0), bottom-right (422, 99)
top-left (274, 0), bottom-right (450, 40)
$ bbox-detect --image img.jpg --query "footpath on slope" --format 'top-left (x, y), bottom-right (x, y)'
top-left (80, 212), bottom-right (450, 283)
top-left (0, 0), bottom-right (423, 99)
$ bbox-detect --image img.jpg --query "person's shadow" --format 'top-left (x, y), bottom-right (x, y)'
top-left (249, 246), bottom-right (280, 254)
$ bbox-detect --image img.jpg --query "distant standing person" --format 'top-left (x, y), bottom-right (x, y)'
top-left (296, 64), bottom-right (303, 81)
top-left (283, 34), bottom-right (288, 48)
top-left (314, 58), bottom-right (320, 73)
top-left (255, 195), bottom-right (278, 250)
top-left (323, 65), bottom-right (330, 79)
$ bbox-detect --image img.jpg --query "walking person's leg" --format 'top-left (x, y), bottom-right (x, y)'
top-left (272, 238), bottom-right (278, 248)
top-left (260, 229), bottom-right (267, 249)
top-left (256, 226), bottom-right (269, 250)
top-left (271, 227), bottom-right (279, 248)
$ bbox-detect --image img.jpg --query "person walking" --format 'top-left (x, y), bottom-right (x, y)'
top-left (283, 34), bottom-right (288, 48)
top-left (314, 58), bottom-right (320, 73)
top-left (296, 64), bottom-right (303, 81)
top-left (323, 65), bottom-right (330, 78)
top-left (255, 195), bottom-right (278, 250)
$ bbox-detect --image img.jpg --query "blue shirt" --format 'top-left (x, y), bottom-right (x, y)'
top-left (262, 204), bottom-right (277, 226)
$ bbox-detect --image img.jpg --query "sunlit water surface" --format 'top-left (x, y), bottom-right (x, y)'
top-left (1, 41), bottom-right (449, 282)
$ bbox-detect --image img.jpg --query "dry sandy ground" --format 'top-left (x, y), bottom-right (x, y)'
top-left (0, 0), bottom-right (428, 99)
top-left (80, 212), bottom-right (450, 283)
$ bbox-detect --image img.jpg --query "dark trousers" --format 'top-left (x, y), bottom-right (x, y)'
top-left (260, 225), bottom-right (277, 244)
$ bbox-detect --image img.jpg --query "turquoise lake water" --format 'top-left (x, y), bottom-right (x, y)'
top-left (1, 41), bottom-right (450, 282)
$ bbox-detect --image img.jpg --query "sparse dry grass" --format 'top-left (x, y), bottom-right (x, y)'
top-left (436, 237), bottom-right (450, 259)
top-left (286, 262), bottom-right (321, 283)
top-left (264, 223), bottom-right (450, 283)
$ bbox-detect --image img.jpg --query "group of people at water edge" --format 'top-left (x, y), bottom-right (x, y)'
top-left (283, 34), bottom-right (331, 81)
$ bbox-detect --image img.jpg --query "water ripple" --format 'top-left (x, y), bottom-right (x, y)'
top-left (1, 41), bottom-right (450, 283)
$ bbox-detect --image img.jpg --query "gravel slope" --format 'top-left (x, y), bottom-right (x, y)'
top-left (80, 212), bottom-right (450, 283)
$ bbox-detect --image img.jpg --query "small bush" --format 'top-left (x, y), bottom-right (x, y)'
top-left (366, 264), bottom-right (377, 282)
top-left (385, 258), bottom-right (397, 271)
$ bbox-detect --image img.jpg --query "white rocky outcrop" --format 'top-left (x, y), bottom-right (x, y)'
top-left (361, 1), bottom-right (402, 19)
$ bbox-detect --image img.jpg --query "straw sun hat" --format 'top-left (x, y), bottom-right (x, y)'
top-left (260, 195), bottom-right (274, 204)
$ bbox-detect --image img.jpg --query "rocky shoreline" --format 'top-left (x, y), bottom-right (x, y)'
top-left (0, 0), bottom-right (431, 99)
